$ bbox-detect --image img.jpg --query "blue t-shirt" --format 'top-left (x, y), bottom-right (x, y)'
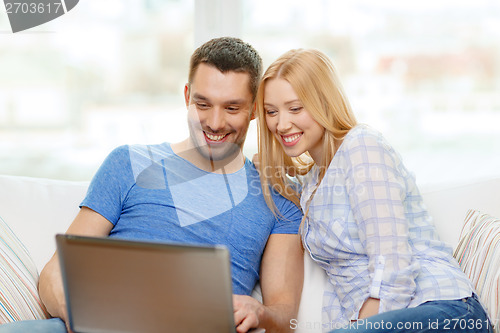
top-left (80, 143), bottom-right (302, 295)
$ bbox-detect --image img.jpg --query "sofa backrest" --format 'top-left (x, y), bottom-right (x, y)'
top-left (1, 174), bottom-right (499, 273)
top-left (0, 175), bottom-right (88, 272)
top-left (421, 178), bottom-right (500, 247)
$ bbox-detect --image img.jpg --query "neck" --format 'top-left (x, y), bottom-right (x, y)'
top-left (310, 136), bottom-right (343, 167)
top-left (171, 139), bottom-right (245, 174)
top-left (309, 150), bottom-right (323, 166)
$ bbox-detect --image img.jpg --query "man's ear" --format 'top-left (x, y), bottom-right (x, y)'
top-left (250, 103), bottom-right (257, 120)
top-left (184, 84), bottom-right (190, 107)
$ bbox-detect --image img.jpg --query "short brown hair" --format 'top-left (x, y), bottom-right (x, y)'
top-left (188, 37), bottom-right (263, 100)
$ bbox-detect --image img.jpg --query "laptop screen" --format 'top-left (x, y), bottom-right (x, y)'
top-left (56, 234), bottom-right (236, 333)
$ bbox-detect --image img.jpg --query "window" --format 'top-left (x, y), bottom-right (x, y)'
top-left (0, 0), bottom-right (193, 180)
top-left (242, 0), bottom-right (500, 186)
top-left (1, 0), bottom-right (499, 185)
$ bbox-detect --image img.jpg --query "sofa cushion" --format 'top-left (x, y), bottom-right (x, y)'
top-left (454, 209), bottom-right (499, 332)
top-left (0, 215), bottom-right (49, 323)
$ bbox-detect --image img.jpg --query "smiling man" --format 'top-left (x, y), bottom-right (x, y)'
top-left (0, 37), bottom-right (304, 333)
top-left (176, 62), bottom-right (254, 173)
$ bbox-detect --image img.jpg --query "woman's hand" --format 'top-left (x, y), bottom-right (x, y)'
top-left (358, 297), bottom-right (380, 319)
top-left (252, 153), bottom-right (260, 171)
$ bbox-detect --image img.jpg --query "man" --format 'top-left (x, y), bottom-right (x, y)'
top-left (0, 37), bottom-right (303, 333)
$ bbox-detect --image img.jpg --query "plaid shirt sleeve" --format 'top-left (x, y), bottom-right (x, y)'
top-left (344, 132), bottom-right (420, 314)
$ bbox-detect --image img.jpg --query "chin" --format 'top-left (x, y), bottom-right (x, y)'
top-left (282, 148), bottom-right (304, 158)
top-left (197, 143), bottom-right (241, 162)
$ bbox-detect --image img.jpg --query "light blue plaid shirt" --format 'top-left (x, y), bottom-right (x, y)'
top-left (300, 124), bottom-right (473, 329)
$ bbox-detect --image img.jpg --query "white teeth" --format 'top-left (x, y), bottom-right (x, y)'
top-left (283, 134), bottom-right (301, 143)
top-left (206, 133), bottom-right (226, 141)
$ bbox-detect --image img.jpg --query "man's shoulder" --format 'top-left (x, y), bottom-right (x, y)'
top-left (90, 142), bottom-right (172, 187)
top-left (127, 142), bottom-right (172, 158)
top-left (243, 158), bottom-right (301, 216)
top-left (106, 142), bottom-right (172, 160)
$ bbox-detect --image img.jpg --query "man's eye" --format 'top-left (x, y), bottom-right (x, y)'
top-left (227, 106), bottom-right (239, 112)
top-left (196, 103), bottom-right (209, 109)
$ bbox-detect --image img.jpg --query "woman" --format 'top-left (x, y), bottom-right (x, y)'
top-left (256, 49), bottom-right (493, 333)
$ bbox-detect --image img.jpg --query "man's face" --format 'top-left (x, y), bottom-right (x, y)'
top-left (184, 63), bottom-right (254, 164)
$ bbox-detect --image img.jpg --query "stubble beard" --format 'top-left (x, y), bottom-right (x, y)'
top-left (188, 123), bottom-right (246, 168)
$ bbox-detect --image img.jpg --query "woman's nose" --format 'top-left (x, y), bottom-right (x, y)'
top-left (276, 112), bottom-right (292, 133)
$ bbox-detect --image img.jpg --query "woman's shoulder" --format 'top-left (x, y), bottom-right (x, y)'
top-left (344, 123), bottom-right (384, 142)
top-left (341, 124), bottom-right (393, 152)
top-left (331, 124), bottom-right (402, 172)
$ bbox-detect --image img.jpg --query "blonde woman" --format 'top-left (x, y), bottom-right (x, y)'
top-left (256, 49), bottom-right (492, 333)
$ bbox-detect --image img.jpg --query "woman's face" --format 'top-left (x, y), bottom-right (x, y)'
top-left (264, 78), bottom-right (325, 163)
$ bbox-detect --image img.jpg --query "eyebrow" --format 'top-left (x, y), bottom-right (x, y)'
top-left (285, 99), bottom-right (301, 105)
top-left (264, 99), bottom-right (301, 107)
top-left (192, 93), bottom-right (208, 101)
top-left (193, 93), bottom-right (247, 105)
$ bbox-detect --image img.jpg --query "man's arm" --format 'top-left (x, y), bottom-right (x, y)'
top-left (233, 233), bottom-right (304, 333)
top-left (38, 207), bottom-right (114, 323)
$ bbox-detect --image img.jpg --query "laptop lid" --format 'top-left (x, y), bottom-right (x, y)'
top-left (56, 234), bottom-right (236, 333)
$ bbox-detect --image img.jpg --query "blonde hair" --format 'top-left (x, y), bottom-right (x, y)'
top-left (256, 49), bottom-right (357, 214)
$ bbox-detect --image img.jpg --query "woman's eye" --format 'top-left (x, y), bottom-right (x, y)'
top-left (265, 109), bottom-right (277, 116)
top-left (290, 106), bottom-right (303, 112)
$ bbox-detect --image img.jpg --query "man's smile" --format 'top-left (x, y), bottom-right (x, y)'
top-left (204, 132), bottom-right (230, 143)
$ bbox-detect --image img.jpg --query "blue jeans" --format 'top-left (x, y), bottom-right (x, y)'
top-left (331, 294), bottom-right (493, 333)
top-left (0, 318), bottom-right (67, 333)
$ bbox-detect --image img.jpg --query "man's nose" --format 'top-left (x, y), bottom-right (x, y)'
top-left (206, 108), bottom-right (226, 132)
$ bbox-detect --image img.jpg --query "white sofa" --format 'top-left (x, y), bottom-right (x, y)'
top-left (0, 174), bottom-right (499, 332)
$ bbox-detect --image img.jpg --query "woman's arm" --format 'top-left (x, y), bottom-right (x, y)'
top-left (358, 297), bottom-right (381, 319)
top-left (345, 131), bottom-right (419, 316)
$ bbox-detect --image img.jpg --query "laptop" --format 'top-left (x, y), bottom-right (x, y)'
top-left (56, 234), bottom-right (236, 333)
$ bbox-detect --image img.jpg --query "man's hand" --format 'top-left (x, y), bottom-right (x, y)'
top-left (233, 294), bottom-right (264, 332)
